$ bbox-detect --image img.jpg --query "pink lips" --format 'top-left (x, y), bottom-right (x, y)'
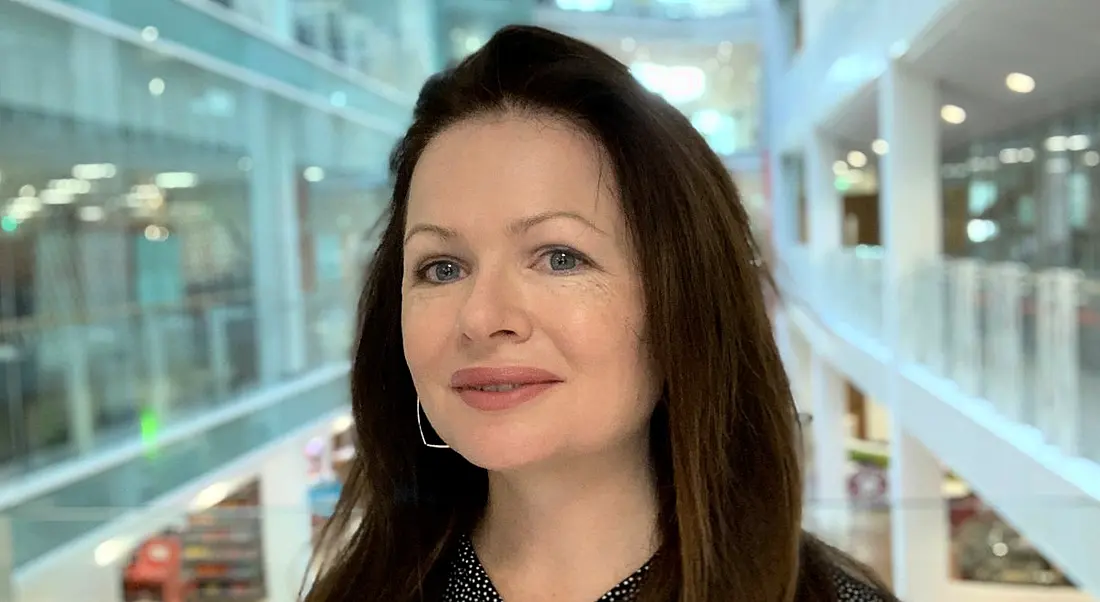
top-left (450, 366), bottom-right (563, 412)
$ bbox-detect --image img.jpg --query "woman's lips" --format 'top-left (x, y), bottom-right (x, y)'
top-left (450, 366), bottom-right (563, 411)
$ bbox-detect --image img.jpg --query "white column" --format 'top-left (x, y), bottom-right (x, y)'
top-left (246, 91), bottom-right (309, 383)
top-left (809, 353), bottom-right (849, 532)
top-left (768, 154), bottom-right (800, 252)
top-left (803, 129), bottom-right (848, 536)
top-left (268, 0), bottom-right (295, 41)
top-left (260, 445), bottom-right (313, 602)
top-left (888, 425), bottom-right (949, 602)
top-left (806, 131), bottom-right (843, 253)
top-left (878, 61), bottom-right (943, 344)
top-left (878, 62), bottom-right (949, 601)
top-left (396, 0), bottom-right (438, 88)
top-left (69, 28), bottom-right (120, 127)
top-left (799, 0), bottom-right (837, 48)
top-left (790, 327), bottom-right (812, 413)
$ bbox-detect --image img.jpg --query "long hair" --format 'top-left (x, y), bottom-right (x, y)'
top-left (306, 25), bottom-right (892, 602)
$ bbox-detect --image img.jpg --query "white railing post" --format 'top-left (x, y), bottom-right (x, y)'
top-left (1050, 269), bottom-right (1082, 455)
top-left (0, 515), bottom-right (12, 602)
top-left (1035, 271), bottom-right (1057, 441)
top-left (869, 254), bottom-right (885, 343)
top-left (143, 312), bottom-right (171, 420)
top-left (950, 259), bottom-right (981, 396)
top-left (856, 253), bottom-right (873, 336)
top-left (985, 263), bottom-right (1026, 421)
top-left (912, 260), bottom-right (949, 376)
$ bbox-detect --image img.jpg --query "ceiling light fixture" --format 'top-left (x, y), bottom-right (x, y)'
top-left (847, 150), bottom-right (868, 168)
top-left (940, 104), bottom-right (967, 125)
top-left (1005, 72), bottom-right (1035, 94)
top-left (1045, 136), bottom-right (1068, 152)
top-left (1067, 134), bottom-right (1090, 151)
top-left (871, 139), bottom-right (889, 155)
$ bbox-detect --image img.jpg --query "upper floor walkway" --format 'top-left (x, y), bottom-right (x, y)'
top-left (779, 242), bottom-right (1100, 596)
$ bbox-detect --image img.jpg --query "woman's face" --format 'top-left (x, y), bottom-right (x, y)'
top-left (401, 114), bottom-right (659, 472)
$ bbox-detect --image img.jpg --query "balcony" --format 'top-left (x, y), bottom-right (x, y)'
top-left (15, 0), bottom-right (418, 127)
top-left (780, 244), bottom-right (1100, 593)
top-left (769, 0), bottom-right (961, 152)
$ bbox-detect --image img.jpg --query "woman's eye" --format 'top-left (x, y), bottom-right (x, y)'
top-left (420, 260), bottom-right (464, 283)
top-left (545, 249), bottom-right (583, 272)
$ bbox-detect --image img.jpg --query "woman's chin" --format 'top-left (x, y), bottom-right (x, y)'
top-left (447, 433), bottom-right (561, 473)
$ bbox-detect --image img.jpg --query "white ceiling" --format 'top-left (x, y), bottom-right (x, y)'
top-left (823, 0), bottom-right (1100, 153)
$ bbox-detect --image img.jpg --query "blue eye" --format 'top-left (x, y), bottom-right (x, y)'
top-left (546, 249), bottom-right (581, 272)
top-left (420, 260), bottom-right (464, 283)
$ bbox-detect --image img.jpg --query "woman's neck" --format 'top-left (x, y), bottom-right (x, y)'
top-left (472, 439), bottom-right (659, 601)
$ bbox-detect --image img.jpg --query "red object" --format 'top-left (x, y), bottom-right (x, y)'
top-left (124, 535), bottom-right (185, 602)
top-left (847, 467), bottom-right (887, 502)
top-left (949, 494), bottom-right (984, 534)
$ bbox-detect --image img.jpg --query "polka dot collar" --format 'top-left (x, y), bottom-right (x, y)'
top-left (441, 536), bottom-right (653, 601)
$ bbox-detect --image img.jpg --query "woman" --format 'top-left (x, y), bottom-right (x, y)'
top-left (306, 25), bottom-right (897, 602)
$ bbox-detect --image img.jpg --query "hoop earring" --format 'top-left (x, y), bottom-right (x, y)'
top-left (417, 397), bottom-right (450, 449)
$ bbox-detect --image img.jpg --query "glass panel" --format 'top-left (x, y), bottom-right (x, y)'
top-left (34, 0), bottom-right (415, 122)
top-left (6, 376), bottom-right (347, 568)
top-left (0, 2), bottom-right (386, 477)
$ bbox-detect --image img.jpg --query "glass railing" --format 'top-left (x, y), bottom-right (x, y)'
top-left (0, 288), bottom-right (352, 480)
top-left (782, 244), bottom-right (1100, 467)
top-left (290, 2), bottom-right (429, 95)
top-left (783, 244), bottom-right (886, 344)
top-left (45, 0), bottom-right (418, 122)
top-left (2, 377), bottom-right (348, 570)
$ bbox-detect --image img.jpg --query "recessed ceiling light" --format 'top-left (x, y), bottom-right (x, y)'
top-left (871, 139), bottom-right (889, 155)
top-left (847, 150), bottom-right (868, 168)
top-left (1005, 72), bottom-right (1035, 94)
top-left (832, 160), bottom-right (849, 175)
top-left (148, 77), bottom-right (166, 96)
top-left (941, 104), bottom-right (967, 125)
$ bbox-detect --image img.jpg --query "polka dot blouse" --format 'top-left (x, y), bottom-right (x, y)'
top-left (441, 536), bottom-right (889, 601)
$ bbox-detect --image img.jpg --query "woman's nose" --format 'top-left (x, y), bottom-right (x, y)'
top-left (456, 265), bottom-right (533, 346)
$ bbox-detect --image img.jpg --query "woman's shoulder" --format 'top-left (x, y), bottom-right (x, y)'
top-left (831, 569), bottom-right (896, 602)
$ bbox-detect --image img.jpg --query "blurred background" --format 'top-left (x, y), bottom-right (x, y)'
top-left (0, 0), bottom-right (1097, 601)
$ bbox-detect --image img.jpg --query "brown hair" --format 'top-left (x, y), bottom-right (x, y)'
top-left (306, 25), bottom-right (894, 602)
